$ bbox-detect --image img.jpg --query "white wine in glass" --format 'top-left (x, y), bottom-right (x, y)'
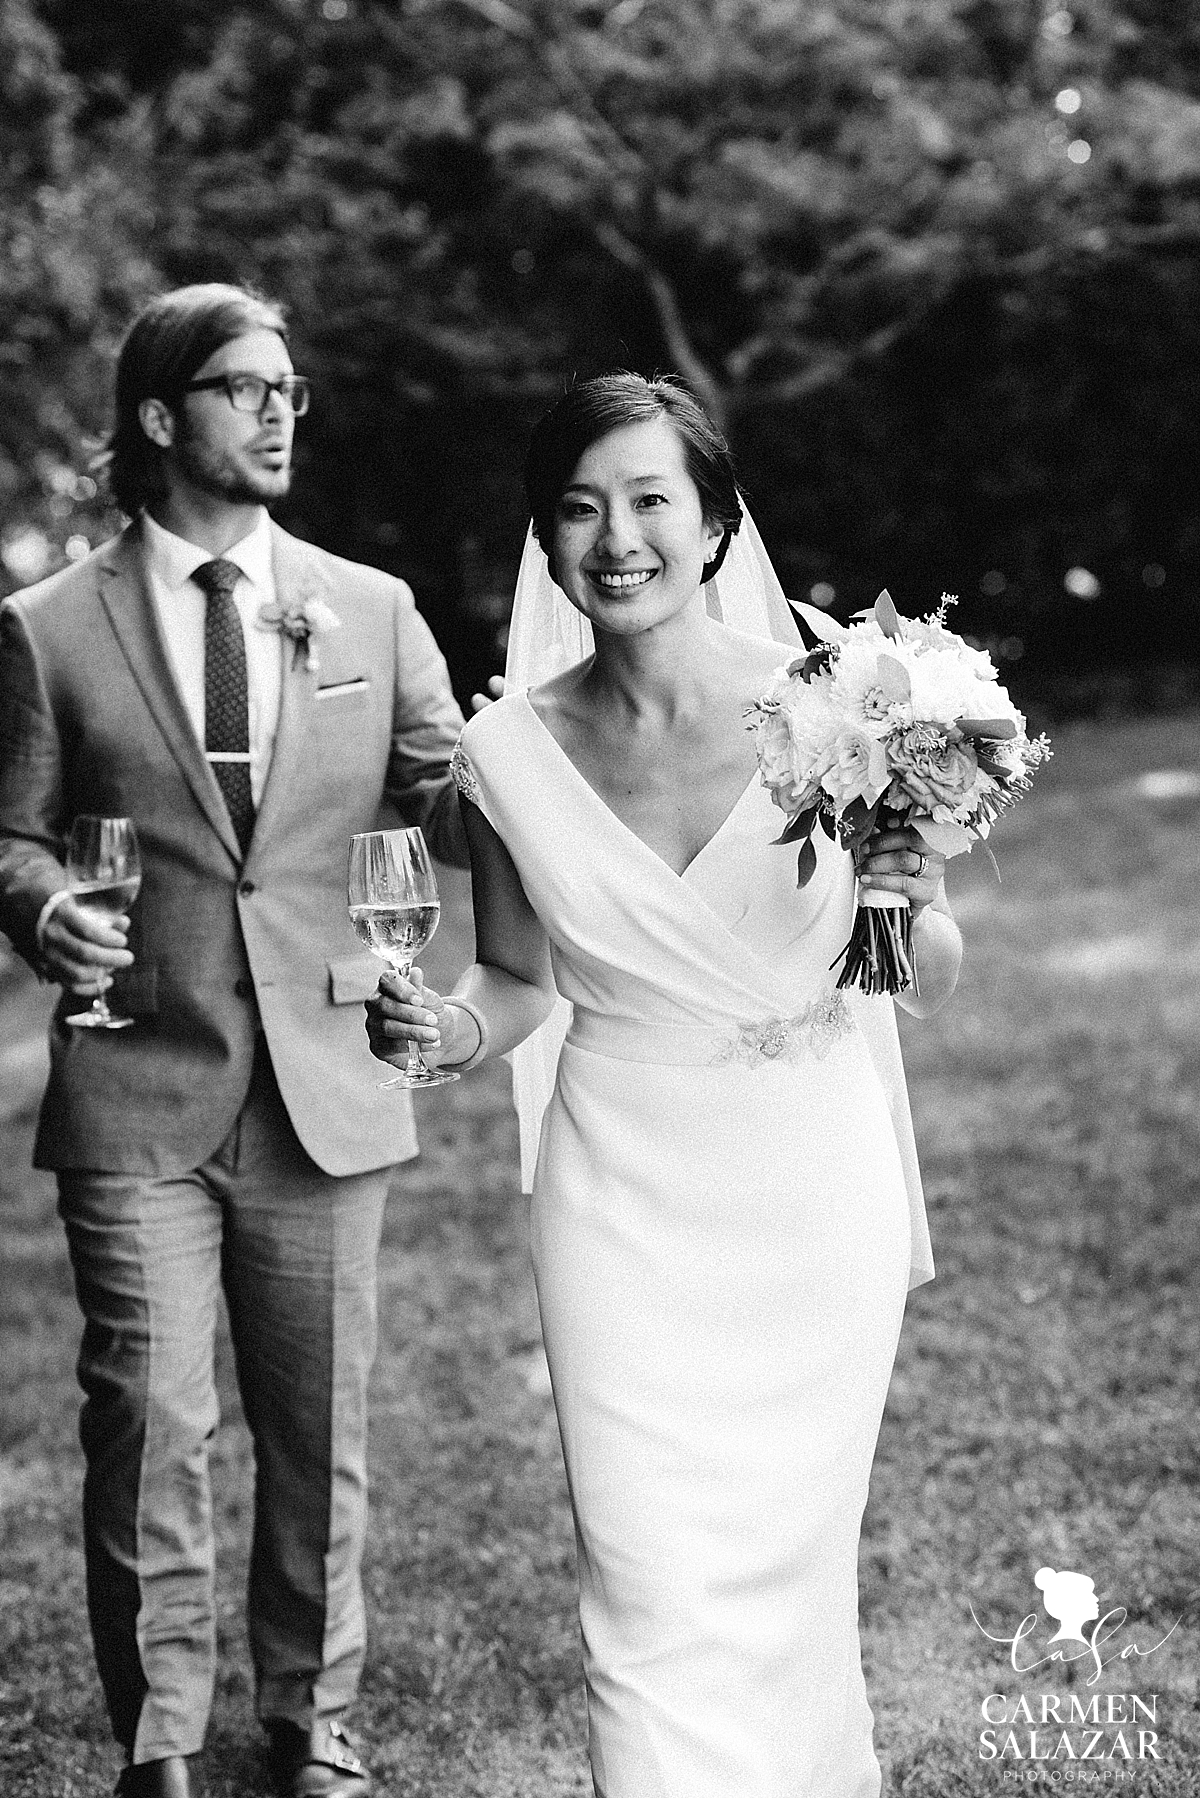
top-left (64, 815), bottom-right (141, 1029)
top-left (347, 826), bottom-right (458, 1088)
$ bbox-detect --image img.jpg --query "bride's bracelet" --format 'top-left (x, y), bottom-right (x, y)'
top-left (439, 996), bottom-right (490, 1072)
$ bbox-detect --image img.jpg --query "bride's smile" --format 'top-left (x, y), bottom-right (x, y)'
top-left (590, 568), bottom-right (656, 589)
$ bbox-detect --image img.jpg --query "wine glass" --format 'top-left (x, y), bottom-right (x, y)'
top-left (347, 827), bottom-right (458, 1089)
top-left (64, 815), bottom-right (141, 1030)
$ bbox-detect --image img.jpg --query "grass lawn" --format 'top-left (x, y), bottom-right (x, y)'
top-left (1, 710), bottom-right (1198, 1796)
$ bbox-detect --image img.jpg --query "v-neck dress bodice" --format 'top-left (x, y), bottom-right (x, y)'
top-left (453, 694), bottom-right (921, 1798)
top-left (460, 694), bottom-right (870, 1041)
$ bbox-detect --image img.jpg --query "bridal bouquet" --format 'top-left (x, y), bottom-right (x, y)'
top-left (745, 591), bottom-right (1051, 995)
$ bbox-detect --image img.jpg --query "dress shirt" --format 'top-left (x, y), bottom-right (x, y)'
top-left (37, 510), bottom-right (284, 947)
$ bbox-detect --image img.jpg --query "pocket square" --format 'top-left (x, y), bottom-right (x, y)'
top-left (315, 677), bottom-right (370, 700)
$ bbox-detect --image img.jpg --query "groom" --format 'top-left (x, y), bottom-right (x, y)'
top-left (0, 285), bottom-right (469, 1798)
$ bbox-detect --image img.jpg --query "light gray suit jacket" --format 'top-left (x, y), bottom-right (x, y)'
top-left (0, 518), bottom-right (469, 1177)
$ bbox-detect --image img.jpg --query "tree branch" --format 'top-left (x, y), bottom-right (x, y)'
top-left (436, 0), bottom-right (536, 39)
top-left (737, 216), bottom-right (1200, 412)
top-left (747, 316), bottom-right (915, 409)
top-left (592, 220), bottom-right (726, 422)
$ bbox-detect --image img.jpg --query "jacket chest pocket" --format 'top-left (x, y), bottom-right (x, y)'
top-left (307, 680), bottom-right (375, 757)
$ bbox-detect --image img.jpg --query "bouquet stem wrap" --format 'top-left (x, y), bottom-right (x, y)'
top-left (836, 848), bottom-right (916, 997)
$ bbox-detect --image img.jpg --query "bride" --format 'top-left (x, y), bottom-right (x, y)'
top-left (366, 374), bottom-right (962, 1796)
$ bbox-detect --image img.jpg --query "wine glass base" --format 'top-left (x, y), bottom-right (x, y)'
top-left (378, 1069), bottom-right (460, 1089)
top-left (66, 1011), bottom-right (135, 1029)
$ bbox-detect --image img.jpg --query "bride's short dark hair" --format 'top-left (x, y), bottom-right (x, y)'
top-left (524, 373), bottom-right (743, 582)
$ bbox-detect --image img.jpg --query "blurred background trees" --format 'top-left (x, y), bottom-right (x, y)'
top-left (4, 0), bottom-right (1199, 710)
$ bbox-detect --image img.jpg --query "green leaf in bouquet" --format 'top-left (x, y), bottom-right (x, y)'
top-left (875, 652), bottom-right (912, 703)
top-left (840, 795), bottom-right (882, 849)
top-left (873, 589), bottom-right (902, 639)
top-left (774, 807), bottom-right (817, 847)
top-left (956, 717), bottom-right (1018, 740)
top-left (795, 835), bottom-right (818, 887)
top-left (786, 644), bottom-right (836, 683)
top-left (789, 601), bottom-right (845, 646)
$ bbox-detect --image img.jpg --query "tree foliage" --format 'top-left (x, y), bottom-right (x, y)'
top-left (0, 0), bottom-right (158, 574)
top-left (4, 0), bottom-right (1200, 705)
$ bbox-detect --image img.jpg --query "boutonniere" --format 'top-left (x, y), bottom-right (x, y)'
top-left (256, 595), bottom-right (341, 674)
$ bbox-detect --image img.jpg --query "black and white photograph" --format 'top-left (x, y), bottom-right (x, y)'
top-left (1, 3), bottom-right (1197, 1795)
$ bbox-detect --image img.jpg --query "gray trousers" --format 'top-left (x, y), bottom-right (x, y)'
top-left (57, 1042), bottom-right (390, 1764)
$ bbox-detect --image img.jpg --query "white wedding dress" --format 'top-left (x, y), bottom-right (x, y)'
top-left (453, 689), bottom-right (930, 1798)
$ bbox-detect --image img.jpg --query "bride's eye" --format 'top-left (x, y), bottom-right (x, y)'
top-left (558, 499), bottom-right (596, 520)
top-left (636, 493), bottom-right (668, 509)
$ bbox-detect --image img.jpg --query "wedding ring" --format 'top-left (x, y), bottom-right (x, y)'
top-left (913, 852), bottom-right (928, 880)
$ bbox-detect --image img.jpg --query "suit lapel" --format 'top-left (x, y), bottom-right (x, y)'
top-left (97, 523), bottom-right (242, 863)
top-left (246, 525), bottom-right (327, 856)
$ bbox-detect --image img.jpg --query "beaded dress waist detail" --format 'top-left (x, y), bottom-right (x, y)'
top-left (565, 993), bottom-right (855, 1069)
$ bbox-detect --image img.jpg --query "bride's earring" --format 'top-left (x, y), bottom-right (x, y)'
top-left (701, 527), bottom-right (735, 584)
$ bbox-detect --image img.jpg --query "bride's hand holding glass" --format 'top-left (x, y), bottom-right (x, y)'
top-left (347, 825), bottom-right (461, 1088)
top-left (363, 968), bottom-right (478, 1070)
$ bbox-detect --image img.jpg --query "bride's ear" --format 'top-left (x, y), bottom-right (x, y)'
top-left (701, 527), bottom-right (733, 585)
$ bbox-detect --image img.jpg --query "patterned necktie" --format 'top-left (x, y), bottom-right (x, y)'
top-left (193, 557), bottom-right (255, 855)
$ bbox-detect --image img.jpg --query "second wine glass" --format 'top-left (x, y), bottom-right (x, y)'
top-left (64, 814), bottom-right (141, 1029)
top-left (347, 826), bottom-right (458, 1088)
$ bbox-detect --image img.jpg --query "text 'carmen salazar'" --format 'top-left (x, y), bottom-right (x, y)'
top-left (980, 1693), bottom-right (1160, 1761)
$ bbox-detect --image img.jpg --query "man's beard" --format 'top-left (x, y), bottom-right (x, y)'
top-left (173, 423), bottom-right (292, 505)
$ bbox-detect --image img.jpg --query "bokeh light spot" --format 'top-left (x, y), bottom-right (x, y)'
top-left (1064, 566), bottom-right (1100, 600)
top-left (0, 526), bottom-right (52, 584)
top-left (1067, 139), bottom-right (1092, 164)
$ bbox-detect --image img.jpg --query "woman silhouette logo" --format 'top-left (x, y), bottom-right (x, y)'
top-left (1034, 1566), bottom-right (1101, 1643)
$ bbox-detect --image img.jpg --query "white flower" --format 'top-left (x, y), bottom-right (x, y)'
top-left (825, 641), bottom-right (914, 738)
top-left (813, 727), bottom-right (891, 810)
top-left (257, 594), bottom-right (341, 673)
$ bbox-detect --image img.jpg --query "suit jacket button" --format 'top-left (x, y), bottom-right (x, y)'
top-left (239, 879), bottom-right (256, 895)
top-left (234, 976), bottom-right (254, 999)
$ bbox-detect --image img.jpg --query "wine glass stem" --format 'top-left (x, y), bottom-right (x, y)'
top-left (394, 958), bottom-right (429, 1077)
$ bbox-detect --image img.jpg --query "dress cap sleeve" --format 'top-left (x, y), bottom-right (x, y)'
top-left (450, 735), bottom-right (481, 806)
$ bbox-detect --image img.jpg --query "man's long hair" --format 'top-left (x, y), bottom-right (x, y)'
top-left (98, 284), bottom-right (288, 518)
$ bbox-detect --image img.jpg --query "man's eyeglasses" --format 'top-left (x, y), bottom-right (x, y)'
top-left (183, 373), bottom-right (311, 416)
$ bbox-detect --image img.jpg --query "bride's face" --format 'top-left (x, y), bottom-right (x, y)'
top-left (552, 417), bottom-right (724, 636)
